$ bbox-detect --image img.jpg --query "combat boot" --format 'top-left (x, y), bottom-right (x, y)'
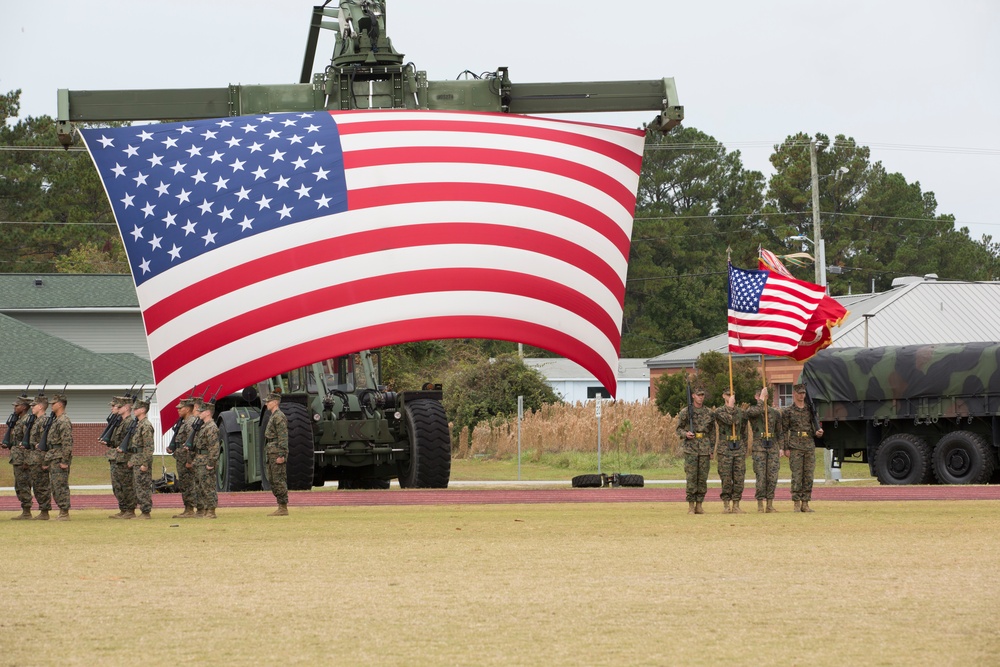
top-left (121, 509), bottom-right (136, 520)
top-left (766, 499), bottom-right (778, 513)
top-left (793, 500), bottom-right (801, 512)
top-left (11, 509), bottom-right (32, 520)
top-left (732, 501), bottom-right (745, 514)
top-left (801, 501), bottom-right (815, 513)
top-left (269, 504), bottom-right (289, 516)
top-left (757, 499), bottom-right (765, 513)
top-left (33, 510), bottom-right (49, 521)
top-left (108, 510), bottom-right (126, 519)
top-left (172, 506), bottom-right (195, 519)
top-left (56, 509), bottom-right (70, 521)
top-left (694, 502), bottom-right (705, 515)
top-left (138, 511), bottom-right (152, 520)
top-left (687, 502), bottom-right (696, 514)
top-left (722, 499), bottom-right (731, 514)
top-left (193, 509), bottom-right (206, 518)
top-left (205, 508), bottom-right (217, 519)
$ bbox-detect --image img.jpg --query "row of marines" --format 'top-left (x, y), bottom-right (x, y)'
top-left (676, 382), bottom-right (824, 514)
top-left (4, 393), bottom-right (73, 520)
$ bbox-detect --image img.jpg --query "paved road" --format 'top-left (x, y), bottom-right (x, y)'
top-left (2, 483), bottom-right (998, 511)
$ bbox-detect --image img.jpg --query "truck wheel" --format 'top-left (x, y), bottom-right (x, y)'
top-left (933, 431), bottom-right (995, 484)
top-left (218, 430), bottom-right (248, 492)
top-left (618, 474), bottom-right (645, 487)
top-left (873, 434), bottom-right (933, 485)
top-left (397, 399), bottom-right (451, 488)
top-left (571, 474), bottom-right (604, 488)
top-left (282, 403), bottom-right (316, 491)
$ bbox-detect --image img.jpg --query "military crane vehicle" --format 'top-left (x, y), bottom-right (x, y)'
top-left (56, 1), bottom-right (684, 491)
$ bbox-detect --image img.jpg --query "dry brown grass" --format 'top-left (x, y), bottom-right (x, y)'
top-left (457, 400), bottom-right (682, 459)
top-left (1, 502), bottom-right (998, 666)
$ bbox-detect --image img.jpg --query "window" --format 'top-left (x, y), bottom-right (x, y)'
top-left (587, 386), bottom-right (609, 399)
top-left (776, 383), bottom-right (793, 407)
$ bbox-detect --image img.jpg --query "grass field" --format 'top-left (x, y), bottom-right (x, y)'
top-left (0, 501), bottom-right (997, 665)
top-left (0, 454), bottom-right (877, 491)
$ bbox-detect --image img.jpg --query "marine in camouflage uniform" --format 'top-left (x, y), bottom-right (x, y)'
top-left (44, 394), bottom-right (73, 520)
top-left (263, 392), bottom-right (290, 516)
top-left (781, 383), bottom-right (823, 512)
top-left (746, 387), bottom-right (783, 513)
top-left (166, 398), bottom-right (198, 518)
top-left (192, 402), bottom-right (221, 518)
top-left (129, 399), bottom-right (156, 519)
top-left (7, 396), bottom-right (34, 520)
top-left (713, 391), bottom-right (747, 514)
top-left (25, 395), bottom-right (53, 520)
top-left (108, 399), bottom-right (138, 519)
top-left (675, 384), bottom-right (715, 514)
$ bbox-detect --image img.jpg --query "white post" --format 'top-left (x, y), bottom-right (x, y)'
top-left (595, 396), bottom-right (602, 475)
top-left (517, 395), bottom-right (523, 481)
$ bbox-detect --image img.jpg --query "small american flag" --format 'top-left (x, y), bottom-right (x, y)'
top-left (81, 111), bottom-right (646, 430)
top-left (728, 262), bottom-right (825, 356)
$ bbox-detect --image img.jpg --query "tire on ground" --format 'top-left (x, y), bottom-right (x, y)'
top-left (933, 430), bottom-right (995, 484)
top-left (281, 402), bottom-right (316, 491)
top-left (397, 399), bottom-right (451, 488)
top-left (873, 433), bottom-right (933, 485)
top-left (218, 430), bottom-right (249, 492)
top-left (617, 473), bottom-right (645, 487)
top-left (571, 474), bottom-right (604, 488)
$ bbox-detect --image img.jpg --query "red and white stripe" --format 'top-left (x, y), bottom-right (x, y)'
top-left (728, 272), bottom-right (826, 355)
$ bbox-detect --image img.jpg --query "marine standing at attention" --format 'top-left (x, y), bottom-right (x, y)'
top-left (713, 390), bottom-right (747, 514)
top-left (782, 383), bottom-right (823, 512)
top-left (263, 392), bottom-right (290, 516)
top-left (746, 387), bottom-right (783, 513)
top-left (45, 394), bottom-right (73, 521)
top-left (676, 383), bottom-right (715, 515)
top-left (192, 400), bottom-right (221, 519)
top-left (129, 397), bottom-right (156, 519)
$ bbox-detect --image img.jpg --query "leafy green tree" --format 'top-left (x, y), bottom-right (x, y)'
top-left (654, 351), bottom-right (762, 416)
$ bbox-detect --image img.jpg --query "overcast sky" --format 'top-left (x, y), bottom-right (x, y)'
top-left (3, 0), bottom-right (999, 241)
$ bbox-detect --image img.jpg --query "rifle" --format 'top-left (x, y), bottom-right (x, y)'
top-left (686, 380), bottom-right (695, 434)
top-left (117, 418), bottom-right (139, 454)
top-left (165, 416), bottom-right (184, 454)
top-left (805, 388), bottom-right (822, 440)
top-left (2, 382), bottom-right (30, 449)
top-left (37, 411), bottom-right (56, 452)
top-left (182, 417), bottom-right (204, 451)
top-left (98, 412), bottom-right (122, 445)
top-left (19, 380), bottom-right (47, 448)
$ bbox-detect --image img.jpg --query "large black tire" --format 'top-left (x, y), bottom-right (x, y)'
top-left (617, 473), bottom-right (645, 488)
top-left (572, 474), bottom-right (604, 488)
top-left (282, 402), bottom-right (316, 490)
top-left (397, 399), bottom-right (451, 488)
top-left (873, 433), bottom-right (933, 485)
top-left (933, 430), bottom-right (995, 484)
top-left (338, 478), bottom-right (391, 490)
top-left (218, 430), bottom-right (249, 492)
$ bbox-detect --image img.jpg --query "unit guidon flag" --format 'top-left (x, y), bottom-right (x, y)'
top-left (80, 110), bottom-right (646, 430)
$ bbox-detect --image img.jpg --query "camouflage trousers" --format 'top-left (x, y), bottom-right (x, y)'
top-left (174, 451), bottom-right (197, 508)
top-left (11, 462), bottom-right (33, 510)
top-left (717, 446), bottom-right (746, 502)
top-left (752, 447), bottom-right (780, 500)
top-left (267, 456), bottom-right (288, 505)
top-left (195, 465), bottom-right (217, 510)
top-left (684, 453), bottom-right (711, 503)
top-left (49, 464), bottom-right (71, 511)
top-left (110, 462), bottom-right (137, 511)
top-left (29, 464), bottom-right (52, 511)
top-left (789, 448), bottom-right (815, 502)
top-left (132, 465), bottom-right (153, 514)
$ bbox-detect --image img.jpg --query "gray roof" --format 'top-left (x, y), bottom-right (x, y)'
top-left (524, 357), bottom-right (649, 380)
top-left (0, 274), bottom-right (138, 309)
top-left (0, 313), bottom-right (153, 385)
top-left (647, 278), bottom-right (1000, 369)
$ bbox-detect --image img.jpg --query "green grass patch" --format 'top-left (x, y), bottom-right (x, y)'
top-left (1, 502), bottom-right (997, 665)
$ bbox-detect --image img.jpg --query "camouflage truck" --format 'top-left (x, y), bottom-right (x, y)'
top-left (801, 342), bottom-right (1000, 485)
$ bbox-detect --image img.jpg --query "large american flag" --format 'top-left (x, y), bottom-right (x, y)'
top-left (80, 111), bottom-right (646, 430)
top-left (727, 262), bottom-right (825, 356)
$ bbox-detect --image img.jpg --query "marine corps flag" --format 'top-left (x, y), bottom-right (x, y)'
top-left (759, 249), bottom-right (848, 361)
top-left (79, 110), bottom-right (646, 430)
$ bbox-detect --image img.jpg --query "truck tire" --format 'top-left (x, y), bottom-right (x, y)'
top-left (873, 434), bottom-right (933, 485)
top-left (933, 431), bottom-right (995, 484)
top-left (282, 403), bottom-right (315, 491)
top-left (397, 399), bottom-right (451, 488)
top-left (218, 430), bottom-right (249, 492)
top-left (617, 474), bottom-right (645, 487)
top-left (571, 474), bottom-right (604, 488)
